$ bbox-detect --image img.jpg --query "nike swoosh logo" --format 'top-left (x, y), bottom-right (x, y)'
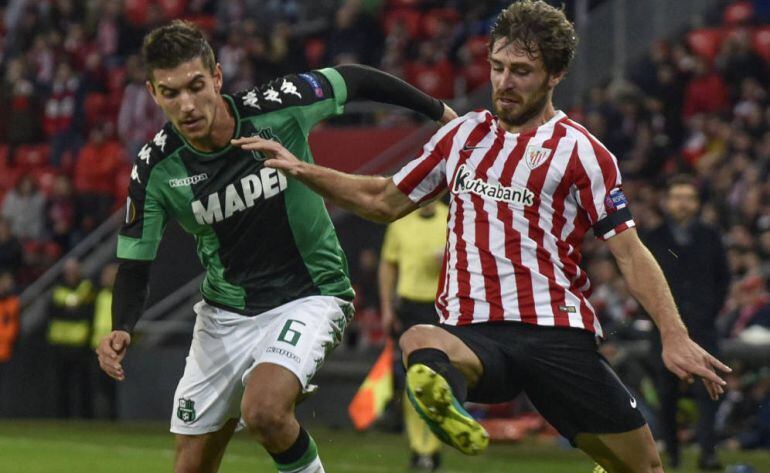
top-left (630, 397), bottom-right (637, 409)
top-left (462, 145), bottom-right (487, 152)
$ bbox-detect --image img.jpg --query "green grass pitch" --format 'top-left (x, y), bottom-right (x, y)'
top-left (0, 420), bottom-right (768, 472)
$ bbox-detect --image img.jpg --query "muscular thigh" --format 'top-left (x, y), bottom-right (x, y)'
top-left (514, 325), bottom-right (646, 445)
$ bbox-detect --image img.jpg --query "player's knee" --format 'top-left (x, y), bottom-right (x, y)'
top-left (399, 324), bottom-right (442, 356)
top-left (242, 402), bottom-right (291, 439)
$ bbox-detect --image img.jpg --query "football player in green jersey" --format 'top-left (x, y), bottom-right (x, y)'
top-left (95, 20), bottom-right (456, 473)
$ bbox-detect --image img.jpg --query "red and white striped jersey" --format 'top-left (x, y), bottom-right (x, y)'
top-left (392, 110), bottom-right (635, 335)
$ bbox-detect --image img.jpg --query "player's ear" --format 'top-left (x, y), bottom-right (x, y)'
top-left (145, 80), bottom-right (160, 105)
top-left (213, 63), bottom-right (223, 93)
top-left (548, 70), bottom-right (566, 88)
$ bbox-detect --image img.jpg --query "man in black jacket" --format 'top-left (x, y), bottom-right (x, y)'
top-left (643, 175), bottom-right (731, 470)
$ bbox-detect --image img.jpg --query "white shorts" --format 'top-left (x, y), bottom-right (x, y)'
top-left (170, 295), bottom-right (354, 435)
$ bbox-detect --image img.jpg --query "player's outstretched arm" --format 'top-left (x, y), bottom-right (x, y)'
top-left (606, 228), bottom-right (731, 400)
top-left (97, 258), bottom-right (151, 381)
top-left (232, 136), bottom-right (417, 223)
top-left (335, 64), bottom-right (458, 124)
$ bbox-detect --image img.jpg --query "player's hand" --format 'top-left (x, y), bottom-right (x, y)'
top-left (231, 136), bottom-right (304, 176)
top-left (381, 307), bottom-right (402, 336)
top-left (438, 102), bottom-right (458, 125)
top-left (661, 332), bottom-right (731, 400)
top-left (96, 330), bottom-right (131, 381)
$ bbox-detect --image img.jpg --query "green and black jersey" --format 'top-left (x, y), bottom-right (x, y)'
top-left (118, 68), bottom-right (354, 315)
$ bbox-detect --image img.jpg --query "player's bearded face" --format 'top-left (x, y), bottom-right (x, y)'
top-left (489, 40), bottom-right (554, 128)
top-left (148, 57), bottom-right (223, 142)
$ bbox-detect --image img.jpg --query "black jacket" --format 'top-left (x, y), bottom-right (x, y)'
top-left (642, 220), bottom-right (730, 343)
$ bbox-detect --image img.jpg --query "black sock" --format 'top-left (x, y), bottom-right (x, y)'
top-left (407, 348), bottom-right (468, 403)
top-left (270, 426), bottom-right (313, 467)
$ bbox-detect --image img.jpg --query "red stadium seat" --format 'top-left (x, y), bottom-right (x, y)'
top-left (14, 144), bottom-right (50, 169)
top-left (305, 38), bottom-right (327, 69)
top-left (0, 166), bottom-right (22, 193)
top-left (158, 0), bottom-right (187, 19)
top-left (753, 26), bottom-right (770, 64)
top-left (421, 8), bottom-right (460, 38)
top-left (686, 28), bottom-right (725, 62)
top-left (462, 59), bottom-right (490, 93)
top-left (183, 15), bottom-right (217, 34)
top-left (123, 0), bottom-right (150, 26)
top-left (723, 1), bottom-right (754, 26)
top-left (466, 35), bottom-right (489, 60)
top-left (383, 8), bottom-right (422, 39)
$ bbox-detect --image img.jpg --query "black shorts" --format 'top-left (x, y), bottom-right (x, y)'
top-left (397, 299), bottom-right (439, 335)
top-left (439, 321), bottom-right (646, 443)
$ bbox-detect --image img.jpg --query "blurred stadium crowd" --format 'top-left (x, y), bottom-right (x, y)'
top-left (0, 0), bottom-right (769, 456)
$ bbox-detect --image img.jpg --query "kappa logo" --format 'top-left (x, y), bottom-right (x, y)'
top-left (152, 129), bottom-right (167, 151)
top-left (177, 398), bottom-right (196, 423)
top-left (130, 164), bottom-right (140, 183)
top-left (524, 144), bottom-right (551, 170)
top-left (263, 87), bottom-right (281, 104)
top-left (280, 78), bottom-right (302, 98)
top-left (452, 164), bottom-right (535, 207)
top-left (265, 346), bottom-right (301, 364)
top-left (242, 89), bottom-right (261, 109)
top-left (169, 173), bottom-right (208, 188)
top-left (138, 144), bottom-right (152, 165)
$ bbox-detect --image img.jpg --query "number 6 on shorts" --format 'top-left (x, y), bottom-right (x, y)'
top-left (277, 319), bottom-right (306, 346)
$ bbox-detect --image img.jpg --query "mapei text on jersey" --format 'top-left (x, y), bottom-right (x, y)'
top-left (191, 168), bottom-right (288, 224)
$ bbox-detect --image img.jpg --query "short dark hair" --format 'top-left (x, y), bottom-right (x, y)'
top-left (142, 20), bottom-right (216, 81)
top-left (489, 0), bottom-right (578, 76)
top-left (666, 174), bottom-right (698, 193)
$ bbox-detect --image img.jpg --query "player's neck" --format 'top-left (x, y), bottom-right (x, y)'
top-left (188, 96), bottom-right (235, 153)
top-left (498, 101), bottom-right (557, 135)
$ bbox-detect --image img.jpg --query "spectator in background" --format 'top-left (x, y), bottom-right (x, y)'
top-left (117, 54), bottom-right (166, 158)
top-left (326, 2), bottom-right (365, 65)
top-left (44, 60), bottom-right (81, 167)
top-left (90, 263), bottom-right (118, 420)
top-left (45, 174), bottom-right (79, 252)
top-left (723, 275), bottom-right (770, 340)
top-left (2, 58), bottom-right (42, 151)
top-left (643, 175), bottom-right (731, 470)
top-left (74, 123), bottom-right (125, 225)
top-left (2, 174), bottom-right (46, 241)
top-left (716, 29), bottom-right (769, 99)
top-left (405, 41), bottom-right (455, 100)
top-left (0, 271), bottom-right (20, 417)
top-left (46, 257), bottom-right (95, 418)
top-left (379, 201), bottom-right (448, 471)
top-left (683, 56), bottom-right (730, 120)
top-left (0, 218), bottom-right (23, 276)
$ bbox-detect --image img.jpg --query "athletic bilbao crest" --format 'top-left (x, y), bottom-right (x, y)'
top-left (524, 145), bottom-right (550, 170)
top-left (177, 398), bottom-right (196, 423)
